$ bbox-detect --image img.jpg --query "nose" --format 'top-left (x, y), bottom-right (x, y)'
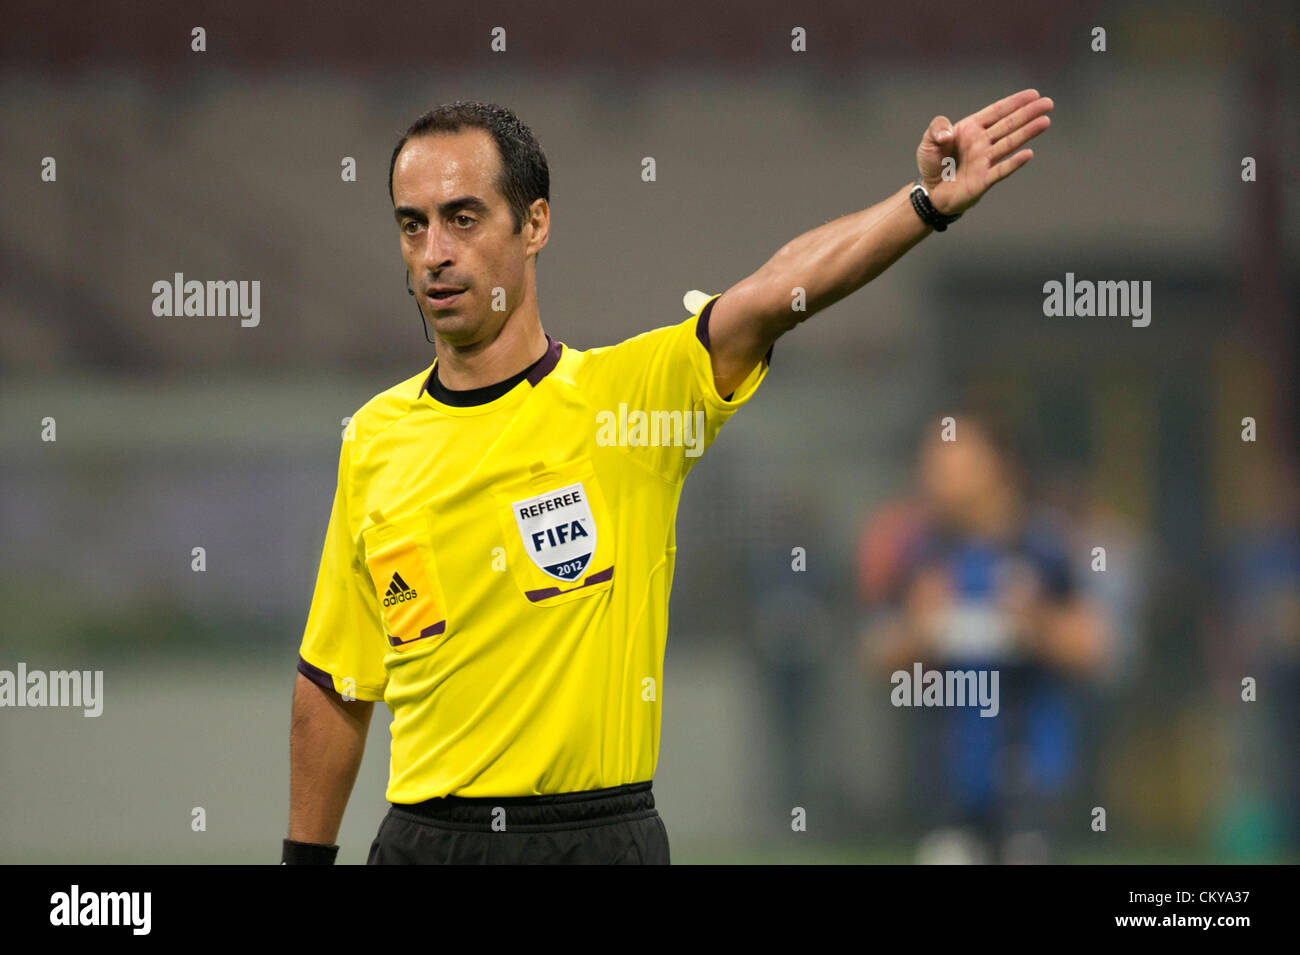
top-left (420, 220), bottom-right (454, 277)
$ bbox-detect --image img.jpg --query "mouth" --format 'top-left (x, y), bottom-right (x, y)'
top-left (426, 286), bottom-right (466, 307)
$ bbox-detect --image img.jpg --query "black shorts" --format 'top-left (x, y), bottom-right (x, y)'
top-left (366, 780), bottom-right (670, 864)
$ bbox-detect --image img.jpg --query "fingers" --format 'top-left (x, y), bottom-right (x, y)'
top-left (986, 96), bottom-right (1053, 146)
top-left (987, 113), bottom-right (1051, 164)
top-left (971, 88), bottom-right (1040, 129)
top-left (988, 148), bottom-right (1034, 186)
top-left (923, 90), bottom-right (1051, 200)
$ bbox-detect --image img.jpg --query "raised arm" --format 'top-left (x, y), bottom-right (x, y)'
top-left (706, 88), bottom-right (1053, 396)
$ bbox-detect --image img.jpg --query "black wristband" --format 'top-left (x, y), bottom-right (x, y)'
top-left (281, 838), bottom-right (339, 865)
top-left (909, 179), bottom-right (961, 232)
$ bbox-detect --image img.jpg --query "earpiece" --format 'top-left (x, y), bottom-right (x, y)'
top-left (406, 272), bottom-right (435, 344)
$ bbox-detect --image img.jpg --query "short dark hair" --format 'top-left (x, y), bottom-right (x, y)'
top-left (388, 101), bottom-right (550, 242)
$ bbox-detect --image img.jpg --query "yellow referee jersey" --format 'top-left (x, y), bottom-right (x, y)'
top-left (296, 293), bottom-right (770, 802)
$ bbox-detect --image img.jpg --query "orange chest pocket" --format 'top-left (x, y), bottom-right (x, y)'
top-left (361, 511), bottom-right (448, 653)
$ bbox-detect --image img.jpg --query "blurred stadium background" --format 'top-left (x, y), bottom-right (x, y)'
top-left (1, 0), bottom-right (1296, 863)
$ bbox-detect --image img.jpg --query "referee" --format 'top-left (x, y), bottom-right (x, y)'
top-left (285, 93), bottom-right (1052, 864)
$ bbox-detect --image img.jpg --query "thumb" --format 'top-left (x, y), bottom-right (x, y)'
top-left (917, 115), bottom-right (955, 182)
top-left (924, 115), bottom-right (955, 149)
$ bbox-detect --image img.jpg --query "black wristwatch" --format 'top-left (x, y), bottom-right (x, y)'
top-left (909, 178), bottom-right (962, 232)
top-left (281, 838), bottom-right (339, 865)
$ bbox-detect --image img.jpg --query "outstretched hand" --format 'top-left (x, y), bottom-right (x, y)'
top-left (916, 88), bottom-right (1053, 217)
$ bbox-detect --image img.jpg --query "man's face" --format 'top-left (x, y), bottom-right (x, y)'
top-left (918, 427), bottom-right (1002, 522)
top-left (391, 128), bottom-right (547, 347)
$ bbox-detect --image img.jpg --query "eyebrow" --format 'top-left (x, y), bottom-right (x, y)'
top-left (393, 195), bottom-right (491, 224)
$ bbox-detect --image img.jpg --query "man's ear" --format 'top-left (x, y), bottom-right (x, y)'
top-left (526, 198), bottom-right (550, 255)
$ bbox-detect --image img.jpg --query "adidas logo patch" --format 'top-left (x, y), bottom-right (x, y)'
top-left (382, 571), bottom-right (418, 607)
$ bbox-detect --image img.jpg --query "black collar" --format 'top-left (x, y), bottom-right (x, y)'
top-left (418, 334), bottom-right (563, 406)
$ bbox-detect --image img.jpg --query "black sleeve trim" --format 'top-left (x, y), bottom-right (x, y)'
top-left (695, 292), bottom-right (776, 389)
top-left (296, 655), bottom-right (336, 693)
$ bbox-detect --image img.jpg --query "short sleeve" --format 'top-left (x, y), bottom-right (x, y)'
top-left (578, 293), bottom-right (771, 481)
top-left (296, 436), bottom-right (388, 701)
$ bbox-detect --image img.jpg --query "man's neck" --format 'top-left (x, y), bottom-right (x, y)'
top-left (434, 309), bottom-right (549, 390)
top-left (963, 486), bottom-right (1019, 539)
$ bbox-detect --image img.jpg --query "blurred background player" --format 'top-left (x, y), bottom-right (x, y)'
top-left (858, 410), bottom-right (1111, 863)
